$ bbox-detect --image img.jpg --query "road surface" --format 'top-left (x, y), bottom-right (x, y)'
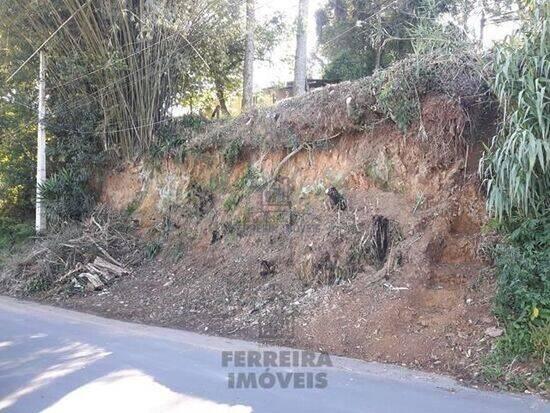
top-left (0, 296), bottom-right (547, 413)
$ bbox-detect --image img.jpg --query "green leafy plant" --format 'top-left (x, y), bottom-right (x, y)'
top-left (185, 183), bottom-right (214, 217)
top-left (480, 5), bottom-right (550, 219)
top-left (223, 166), bottom-right (264, 212)
top-left (223, 192), bottom-right (242, 212)
top-left (145, 240), bottom-right (162, 259)
top-left (493, 215), bottom-right (550, 327)
top-left (149, 116), bottom-right (209, 164)
top-left (483, 212), bottom-right (550, 390)
top-left (125, 199), bottom-right (140, 216)
top-left (38, 168), bottom-right (96, 226)
top-left (223, 139), bottom-right (244, 166)
top-left (479, 5), bottom-right (549, 392)
top-left (26, 275), bottom-right (54, 294)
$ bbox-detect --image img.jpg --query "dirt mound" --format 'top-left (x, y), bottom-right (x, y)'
top-left (47, 86), bottom-right (500, 385)
top-left (0, 60), bottom-right (503, 388)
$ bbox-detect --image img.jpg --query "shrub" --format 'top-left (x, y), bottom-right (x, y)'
top-left (38, 168), bottom-right (96, 226)
top-left (478, 3), bottom-right (549, 393)
top-left (149, 116), bottom-right (211, 165)
top-left (484, 213), bottom-right (550, 389)
top-left (0, 217), bottom-right (33, 250)
top-left (0, 133), bottom-right (35, 219)
top-left (223, 139), bottom-right (244, 166)
top-left (44, 95), bottom-right (103, 227)
top-left (145, 240), bottom-right (162, 259)
top-left (223, 166), bottom-right (264, 212)
top-left (493, 215), bottom-right (550, 330)
top-left (370, 51), bottom-right (486, 134)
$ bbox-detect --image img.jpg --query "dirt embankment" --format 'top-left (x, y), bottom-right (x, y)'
top-left (0, 54), bottom-right (506, 387)
top-left (52, 89), bottom-right (502, 386)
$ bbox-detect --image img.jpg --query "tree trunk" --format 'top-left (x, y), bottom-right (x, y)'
top-left (375, 45), bottom-right (382, 71)
top-left (293, 0), bottom-right (309, 96)
top-left (215, 82), bottom-right (231, 117)
top-left (242, 0), bottom-right (255, 111)
top-left (374, 14), bottom-right (383, 71)
top-left (479, 10), bottom-right (486, 46)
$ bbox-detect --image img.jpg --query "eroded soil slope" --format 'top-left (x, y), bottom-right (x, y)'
top-left (1, 58), bottom-right (508, 386)
top-left (56, 95), bottom-right (501, 385)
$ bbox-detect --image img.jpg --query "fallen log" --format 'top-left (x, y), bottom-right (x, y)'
top-left (78, 272), bottom-right (104, 290)
top-left (92, 256), bottom-right (128, 277)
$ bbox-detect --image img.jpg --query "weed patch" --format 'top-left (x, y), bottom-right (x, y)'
top-left (0, 217), bottom-right (33, 251)
top-left (482, 214), bottom-right (550, 392)
top-left (223, 166), bottom-right (265, 212)
top-left (223, 139), bottom-right (244, 167)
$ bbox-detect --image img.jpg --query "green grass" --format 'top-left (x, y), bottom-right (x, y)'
top-left (145, 240), bottom-right (162, 259)
top-left (125, 199), bottom-right (140, 216)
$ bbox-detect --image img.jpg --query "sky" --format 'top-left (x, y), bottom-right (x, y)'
top-left (253, 0), bottom-right (518, 90)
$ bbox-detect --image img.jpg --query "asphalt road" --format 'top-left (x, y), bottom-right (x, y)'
top-left (0, 296), bottom-right (547, 413)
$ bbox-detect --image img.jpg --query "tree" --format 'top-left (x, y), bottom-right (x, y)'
top-left (316, 0), bottom-right (418, 80)
top-left (315, 0), bottom-right (508, 81)
top-left (0, 0), bottom-right (212, 227)
top-left (449, 0), bottom-right (517, 33)
top-left (5, 0), bottom-right (218, 156)
top-left (180, 0), bottom-right (284, 117)
top-left (0, 0), bottom-right (40, 220)
top-left (242, 0), bottom-right (255, 110)
top-left (293, 0), bottom-right (309, 96)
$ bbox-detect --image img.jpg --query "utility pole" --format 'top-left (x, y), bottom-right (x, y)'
top-left (242, 0), bottom-right (255, 111)
top-left (36, 51), bottom-right (46, 234)
top-left (293, 0), bottom-right (309, 96)
top-left (4, 0), bottom-right (91, 234)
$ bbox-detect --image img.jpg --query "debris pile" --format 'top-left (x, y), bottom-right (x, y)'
top-left (65, 256), bottom-right (130, 292)
top-left (0, 205), bottom-right (143, 295)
